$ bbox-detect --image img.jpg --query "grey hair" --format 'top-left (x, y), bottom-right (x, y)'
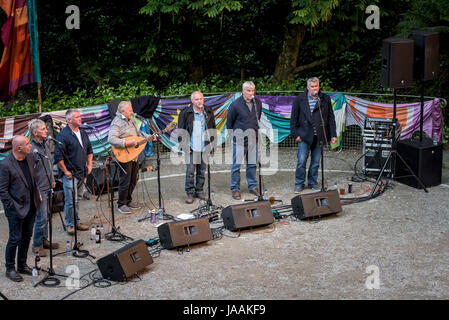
top-left (307, 77), bottom-right (320, 87)
top-left (28, 119), bottom-right (46, 136)
top-left (242, 81), bottom-right (255, 91)
top-left (65, 109), bottom-right (81, 121)
top-left (190, 91), bottom-right (203, 101)
top-left (118, 101), bottom-right (132, 112)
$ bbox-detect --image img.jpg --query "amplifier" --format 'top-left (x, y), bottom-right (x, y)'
top-left (291, 190), bottom-right (342, 220)
top-left (222, 201), bottom-right (274, 231)
top-left (97, 240), bottom-right (153, 281)
top-left (158, 217), bottom-right (212, 249)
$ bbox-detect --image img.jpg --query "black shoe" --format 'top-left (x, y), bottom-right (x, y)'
top-left (6, 270), bottom-right (23, 282)
top-left (249, 188), bottom-right (260, 197)
top-left (194, 192), bottom-right (207, 201)
top-left (17, 265), bottom-right (33, 276)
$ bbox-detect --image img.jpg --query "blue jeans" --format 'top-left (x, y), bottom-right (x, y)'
top-left (33, 191), bottom-right (49, 247)
top-left (4, 208), bottom-right (35, 271)
top-left (230, 142), bottom-right (257, 191)
top-left (295, 137), bottom-right (321, 188)
top-left (185, 152), bottom-right (206, 194)
top-left (63, 176), bottom-right (81, 227)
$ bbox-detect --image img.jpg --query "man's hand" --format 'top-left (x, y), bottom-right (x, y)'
top-left (87, 163), bottom-right (92, 175)
top-left (125, 139), bottom-right (137, 147)
top-left (296, 136), bottom-right (302, 142)
top-left (64, 171), bottom-right (72, 179)
top-left (330, 137), bottom-right (338, 144)
top-left (52, 181), bottom-right (56, 189)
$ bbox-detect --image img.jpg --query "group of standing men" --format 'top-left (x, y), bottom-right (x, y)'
top-left (0, 77), bottom-right (336, 282)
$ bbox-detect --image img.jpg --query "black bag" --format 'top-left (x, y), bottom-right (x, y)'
top-left (51, 180), bottom-right (65, 213)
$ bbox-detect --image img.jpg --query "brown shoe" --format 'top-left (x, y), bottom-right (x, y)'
top-left (185, 193), bottom-right (194, 204)
top-left (76, 223), bottom-right (90, 231)
top-left (32, 245), bottom-right (47, 257)
top-left (67, 226), bottom-right (75, 235)
top-left (194, 192), bottom-right (207, 201)
top-left (232, 190), bottom-right (241, 200)
top-left (249, 188), bottom-right (260, 197)
top-left (43, 239), bottom-right (60, 250)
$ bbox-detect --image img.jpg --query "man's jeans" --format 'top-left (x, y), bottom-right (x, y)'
top-left (230, 142), bottom-right (257, 191)
top-left (4, 209), bottom-right (35, 271)
top-left (185, 152), bottom-right (206, 195)
top-left (63, 176), bottom-right (82, 227)
top-left (33, 190), bottom-right (49, 247)
top-left (295, 137), bottom-right (321, 188)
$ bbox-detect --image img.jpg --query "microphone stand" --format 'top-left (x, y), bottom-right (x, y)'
top-left (58, 138), bottom-right (94, 259)
top-left (139, 131), bottom-right (164, 222)
top-left (33, 151), bottom-right (67, 287)
top-left (85, 126), bottom-right (131, 242)
top-left (316, 93), bottom-right (329, 192)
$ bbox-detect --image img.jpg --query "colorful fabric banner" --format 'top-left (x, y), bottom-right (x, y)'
top-left (0, 0), bottom-right (39, 101)
top-left (0, 93), bottom-right (444, 161)
top-left (345, 95), bottom-right (443, 142)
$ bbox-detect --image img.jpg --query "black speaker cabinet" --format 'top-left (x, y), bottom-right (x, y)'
top-left (158, 217), bottom-right (212, 249)
top-left (413, 31), bottom-right (439, 81)
top-left (381, 38), bottom-right (414, 88)
top-left (395, 138), bottom-right (442, 188)
top-left (86, 165), bottom-right (119, 195)
top-left (222, 201), bottom-right (274, 231)
top-left (97, 240), bottom-right (153, 281)
top-left (291, 190), bottom-right (342, 220)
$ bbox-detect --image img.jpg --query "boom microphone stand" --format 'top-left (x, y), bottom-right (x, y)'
top-left (34, 151), bottom-right (67, 287)
top-left (316, 92), bottom-right (329, 192)
top-left (83, 125), bottom-right (131, 242)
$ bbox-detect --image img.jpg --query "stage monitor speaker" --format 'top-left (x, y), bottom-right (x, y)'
top-left (413, 31), bottom-right (439, 81)
top-left (291, 190), bottom-right (342, 220)
top-left (381, 38), bottom-right (414, 88)
top-left (222, 201), bottom-right (274, 231)
top-left (395, 138), bottom-right (442, 188)
top-left (97, 240), bottom-right (153, 281)
top-left (158, 217), bottom-right (212, 249)
top-left (86, 164), bottom-right (119, 195)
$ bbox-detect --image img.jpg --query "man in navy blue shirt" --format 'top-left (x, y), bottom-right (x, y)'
top-left (53, 109), bottom-right (92, 235)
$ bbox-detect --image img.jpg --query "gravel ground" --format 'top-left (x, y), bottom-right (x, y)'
top-left (0, 148), bottom-right (448, 301)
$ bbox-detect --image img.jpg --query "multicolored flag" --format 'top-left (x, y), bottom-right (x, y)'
top-left (0, 0), bottom-right (40, 101)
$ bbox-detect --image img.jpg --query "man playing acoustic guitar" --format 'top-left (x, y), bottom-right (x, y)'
top-left (108, 101), bottom-right (155, 214)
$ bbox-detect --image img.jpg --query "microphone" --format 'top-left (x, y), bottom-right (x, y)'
top-left (47, 136), bottom-right (64, 146)
top-left (81, 123), bottom-right (95, 129)
top-left (141, 166), bottom-right (153, 173)
top-left (134, 113), bottom-right (146, 121)
top-left (313, 90), bottom-right (320, 100)
top-left (33, 149), bottom-right (48, 159)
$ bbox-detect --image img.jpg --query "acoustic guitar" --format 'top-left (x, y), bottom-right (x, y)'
top-left (112, 123), bottom-right (175, 163)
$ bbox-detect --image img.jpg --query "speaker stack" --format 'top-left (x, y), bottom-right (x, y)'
top-left (157, 217), bottom-right (212, 249)
top-left (97, 240), bottom-right (153, 281)
top-left (291, 190), bottom-right (342, 220)
top-left (381, 38), bottom-right (414, 89)
top-left (222, 201), bottom-right (274, 231)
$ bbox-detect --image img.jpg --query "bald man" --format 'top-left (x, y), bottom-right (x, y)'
top-left (0, 136), bottom-right (41, 282)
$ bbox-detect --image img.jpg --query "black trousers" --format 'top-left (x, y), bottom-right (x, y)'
top-left (4, 208), bottom-right (36, 271)
top-left (117, 160), bottom-right (139, 207)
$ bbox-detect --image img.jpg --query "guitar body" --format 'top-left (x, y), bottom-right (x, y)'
top-left (112, 136), bottom-right (148, 163)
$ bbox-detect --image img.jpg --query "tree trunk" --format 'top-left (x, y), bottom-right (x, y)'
top-left (189, 49), bottom-right (204, 83)
top-left (273, 23), bottom-right (306, 83)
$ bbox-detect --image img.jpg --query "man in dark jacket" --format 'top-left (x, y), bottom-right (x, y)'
top-left (0, 135), bottom-right (41, 282)
top-left (290, 77), bottom-right (337, 193)
top-left (178, 91), bottom-right (216, 204)
top-left (226, 81), bottom-right (262, 200)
